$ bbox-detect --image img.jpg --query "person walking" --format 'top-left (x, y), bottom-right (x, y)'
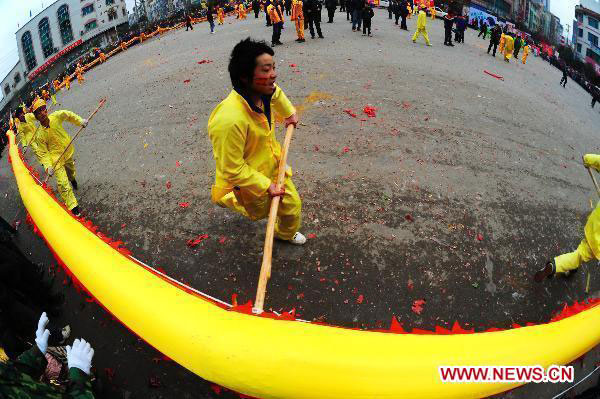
top-left (513, 34), bottom-right (523, 59)
top-left (412, 5), bottom-right (432, 46)
top-left (185, 13), bottom-right (194, 30)
top-left (487, 24), bottom-right (501, 56)
top-left (207, 5), bottom-right (216, 33)
top-left (326, 0), bottom-right (337, 22)
top-left (560, 63), bottom-right (568, 87)
top-left (477, 20), bottom-right (487, 39)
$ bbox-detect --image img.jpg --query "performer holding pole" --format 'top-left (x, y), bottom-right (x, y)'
top-left (207, 39), bottom-right (306, 310)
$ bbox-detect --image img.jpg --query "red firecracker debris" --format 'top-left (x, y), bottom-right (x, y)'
top-left (148, 375), bottom-right (162, 388)
top-left (405, 214), bottom-right (414, 222)
top-left (187, 234), bottom-right (209, 248)
top-left (314, 145), bottom-right (320, 152)
top-left (297, 292), bottom-right (305, 299)
top-left (121, 223), bottom-right (126, 228)
top-left (401, 101), bottom-right (411, 109)
top-left (343, 109), bottom-right (357, 118)
top-left (211, 385), bottom-right (222, 395)
top-left (363, 106), bottom-right (377, 118)
top-left (289, 63), bottom-right (297, 67)
top-left (412, 299), bottom-right (426, 314)
top-left (307, 233), bottom-right (317, 239)
top-left (356, 294), bottom-right (364, 304)
top-left (484, 70), bottom-right (504, 81)
top-left (218, 236), bottom-right (227, 244)
top-left (176, 161), bottom-right (181, 167)
top-left (197, 59), bottom-right (213, 64)
top-left (179, 202), bottom-right (190, 208)
top-left (342, 146), bottom-right (350, 154)
top-left (477, 233), bottom-right (484, 241)
top-left (407, 279), bottom-right (414, 290)
top-left (183, 79), bottom-right (191, 84)
top-left (166, 181), bottom-right (172, 189)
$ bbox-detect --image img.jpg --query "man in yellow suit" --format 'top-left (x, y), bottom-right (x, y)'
top-left (207, 38), bottom-right (306, 245)
top-left (521, 43), bottom-right (530, 64)
top-left (503, 33), bottom-right (514, 62)
top-left (412, 5), bottom-right (432, 46)
top-left (291, 0), bottom-right (305, 42)
top-left (14, 106), bottom-right (38, 150)
top-left (535, 154), bottom-right (600, 282)
top-left (30, 99), bottom-right (88, 217)
top-left (498, 32), bottom-right (506, 54)
top-left (217, 7), bottom-right (225, 24)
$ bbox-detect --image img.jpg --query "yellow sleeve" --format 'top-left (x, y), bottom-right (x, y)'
top-left (54, 110), bottom-right (83, 126)
top-left (584, 154), bottom-right (600, 171)
top-left (211, 120), bottom-right (272, 201)
top-left (271, 85), bottom-right (296, 119)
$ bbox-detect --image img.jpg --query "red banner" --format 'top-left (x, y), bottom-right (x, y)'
top-left (29, 39), bottom-right (83, 81)
top-left (586, 57), bottom-right (600, 76)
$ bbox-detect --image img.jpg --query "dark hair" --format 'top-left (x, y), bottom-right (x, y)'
top-left (14, 106), bottom-right (24, 117)
top-left (228, 38), bottom-right (274, 90)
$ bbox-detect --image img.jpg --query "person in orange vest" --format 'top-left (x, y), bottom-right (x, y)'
top-left (217, 6), bottom-right (225, 24)
top-left (291, 0), bottom-right (305, 42)
top-left (63, 74), bottom-right (71, 90)
top-left (75, 63), bottom-right (85, 84)
top-left (268, 0), bottom-right (284, 46)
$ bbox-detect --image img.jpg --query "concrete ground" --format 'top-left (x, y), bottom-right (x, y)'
top-left (2, 7), bottom-right (600, 398)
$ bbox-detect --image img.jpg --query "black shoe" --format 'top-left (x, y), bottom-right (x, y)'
top-left (71, 206), bottom-right (81, 217)
top-left (71, 179), bottom-right (78, 191)
top-left (449, 43), bottom-right (454, 46)
top-left (319, 35), bottom-right (324, 38)
top-left (298, 38), bottom-right (305, 42)
top-left (311, 35), bottom-right (316, 39)
top-left (534, 261), bottom-right (555, 282)
top-left (276, 41), bottom-right (283, 45)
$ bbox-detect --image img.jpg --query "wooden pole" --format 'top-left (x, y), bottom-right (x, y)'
top-left (43, 98), bottom-right (106, 183)
top-left (253, 124), bottom-right (295, 314)
top-left (584, 156), bottom-right (600, 200)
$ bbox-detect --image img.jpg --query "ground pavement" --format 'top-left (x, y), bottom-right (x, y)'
top-left (1, 7), bottom-right (600, 398)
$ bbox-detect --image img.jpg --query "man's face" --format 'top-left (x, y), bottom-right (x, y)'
top-left (250, 53), bottom-right (277, 96)
top-left (34, 106), bottom-right (49, 126)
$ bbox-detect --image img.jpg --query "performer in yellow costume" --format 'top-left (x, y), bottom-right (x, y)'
top-left (503, 34), bottom-right (514, 62)
top-left (498, 32), bottom-right (506, 54)
top-left (217, 7), bottom-right (225, 24)
top-left (535, 154), bottom-right (600, 282)
top-left (207, 39), bottom-right (306, 245)
top-left (522, 43), bottom-right (530, 64)
top-left (412, 5), bottom-right (431, 46)
top-left (291, 0), bottom-right (305, 42)
top-left (30, 99), bottom-right (88, 216)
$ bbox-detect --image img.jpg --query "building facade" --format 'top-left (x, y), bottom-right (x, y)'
top-left (574, 0), bottom-right (600, 75)
top-left (1, 0), bottom-right (129, 110)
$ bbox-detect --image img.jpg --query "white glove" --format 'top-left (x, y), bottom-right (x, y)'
top-left (47, 167), bottom-right (54, 176)
top-left (67, 338), bottom-right (94, 375)
top-left (81, 119), bottom-right (89, 128)
top-left (35, 312), bottom-right (50, 354)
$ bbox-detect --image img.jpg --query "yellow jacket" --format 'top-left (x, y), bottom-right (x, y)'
top-left (416, 10), bottom-right (427, 29)
top-left (16, 113), bottom-right (38, 147)
top-left (268, 4), bottom-right (283, 23)
top-left (207, 85), bottom-right (296, 204)
top-left (504, 35), bottom-right (514, 55)
top-left (34, 110), bottom-right (83, 170)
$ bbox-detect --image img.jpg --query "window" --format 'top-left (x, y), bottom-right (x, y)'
top-left (14, 73), bottom-right (21, 84)
top-left (84, 20), bottom-right (98, 32)
top-left (589, 17), bottom-right (599, 29)
top-left (589, 32), bottom-right (598, 47)
top-left (579, 28), bottom-right (584, 37)
top-left (106, 0), bottom-right (115, 4)
top-left (57, 4), bottom-right (74, 45)
top-left (38, 18), bottom-right (55, 59)
top-left (108, 7), bottom-right (117, 20)
top-left (21, 31), bottom-right (37, 70)
top-left (577, 43), bottom-right (582, 53)
top-left (82, 4), bottom-right (95, 16)
top-left (3, 84), bottom-right (10, 96)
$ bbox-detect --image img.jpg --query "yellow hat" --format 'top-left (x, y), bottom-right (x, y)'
top-left (31, 98), bottom-right (46, 112)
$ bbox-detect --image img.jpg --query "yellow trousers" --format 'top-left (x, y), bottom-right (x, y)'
top-left (412, 28), bottom-right (430, 45)
top-left (296, 18), bottom-right (305, 40)
top-left (54, 156), bottom-right (78, 210)
top-left (51, 95), bottom-right (57, 105)
top-left (522, 54), bottom-right (529, 64)
top-left (555, 239), bottom-right (595, 273)
top-left (218, 15), bottom-right (224, 24)
top-left (217, 177), bottom-right (302, 240)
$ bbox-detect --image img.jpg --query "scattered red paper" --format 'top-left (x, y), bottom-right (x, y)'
top-left (187, 234), bottom-right (209, 248)
top-left (356, 294), bottom-right (364, 304)
top-left (179, 202), bottom-right (190, 208)
top-left (307, 233), bottom-right (316, 239)
top-left (314, 145), bottom-right (320, 152)
top-left (343, 109), bottom-right (357, 118)
top-left (401, 101), bottom-right (411, 109)
top-left (197, 59), bottom-right (213, 64)
top-left (211, 385), bottom-right (222, 395)
top-left (176, 161), bottom-right (181, 167)
top-left (289, 63), bottom-right (297, 67)
top-left (477, 233), bottom-right (484, 241)
top-left (412, 299), bottom-right (426, 314)
top-left (363, 106), bottom-right (377, 117)
top-left (342, 146), bottom-right (350, 154)
top-left (484, 70), bottom-right (504, 81)
top-left (166, 181), bottom-right (172, 189)
top-left (218, 236), bottom-right (227, 244)
top-left (405, 214), bottom-right (414, 222)
top-left (121, 223), bottom-right (126, 228)
top-left (297, 292), bottom-right (305, 299)
top-left (183, 79), bottom-right (191, 84)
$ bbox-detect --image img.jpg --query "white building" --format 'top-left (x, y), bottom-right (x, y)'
top-left (1, 0), bottom-right (129, 110)
top-left (574, 0), bottom-right (600, 75)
